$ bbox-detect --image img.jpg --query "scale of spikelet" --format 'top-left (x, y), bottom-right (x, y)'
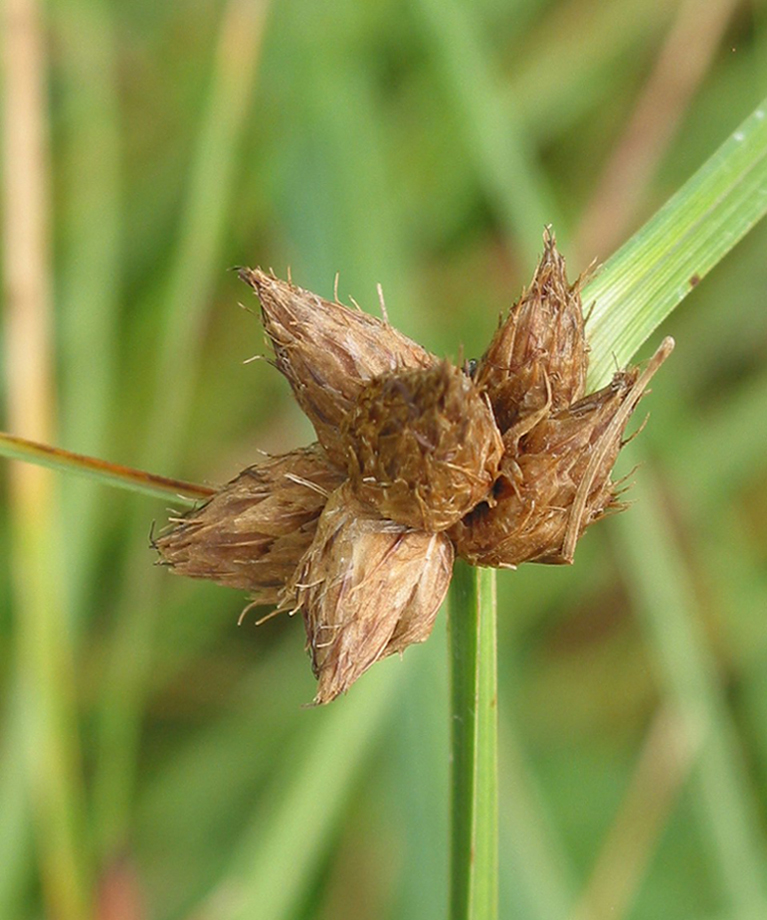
top-left (473, 228), bottom-right (588, 441)
top-left (238, 268), bottom-right (435, 466)
top-left (450, 339), bottom-right (674, 567)
top-left (285, 481), bottom-right (454, 704)
top-left (154, 444), bottom-right (344, 606)
top-left (342, 360), bottom-right (503, 531)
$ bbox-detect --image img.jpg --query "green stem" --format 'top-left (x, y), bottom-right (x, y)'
top-left (449, 559), bottom-right (498, 920)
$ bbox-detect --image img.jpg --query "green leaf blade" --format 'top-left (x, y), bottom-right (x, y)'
top-left (585, 97), bottom-right (767, 385)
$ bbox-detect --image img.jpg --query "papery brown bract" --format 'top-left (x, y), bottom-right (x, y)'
top-left (286, 481), bottom-right (454, 704)
top-left (239, 268), bottom-right (435, 465)
top-left (342, 360), bottom-right (503, 531)
top-left (154, 443), bottom-right (344, 606)
top-left (474, 229), bottom-right (588, 440)
top-left (451, 338), bottom-right (674, 567)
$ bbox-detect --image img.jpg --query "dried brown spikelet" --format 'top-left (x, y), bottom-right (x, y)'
top-left (286, 481), bottom-right (454, 704)
top-left (451, 338), bottom-right (675, 567)
top-left (154, 443), bottom-right (344, 606)
top-left (239, 268), bottom-right (435, 465)
top-left (342, 360), bottom-right (503, 531)
top-left (474, 228), bottom-right (588, 439)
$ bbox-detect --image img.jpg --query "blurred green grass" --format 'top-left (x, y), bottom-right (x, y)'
top-left (2, 0), bottom-right (767, 918)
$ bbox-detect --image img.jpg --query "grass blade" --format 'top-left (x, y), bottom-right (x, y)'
top-left (584, 95), bottom-right (767, 386)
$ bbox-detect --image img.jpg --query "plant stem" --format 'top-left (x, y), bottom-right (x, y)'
top-left (449, 559), bottom-right (498, 920)
top-left (0, 430), bottom-right (213, 505)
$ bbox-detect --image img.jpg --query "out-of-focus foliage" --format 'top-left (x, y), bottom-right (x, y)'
top-left (2, 1), bottom-right (767, 918)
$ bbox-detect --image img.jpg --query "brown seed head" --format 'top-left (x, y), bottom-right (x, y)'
top-left (474, 228), bottom-right (588, 439)
top-left (342, 360), bottom-right (503, 531)
top-left (286, 481), bottom-right (454, 704)
top-left (155, 252), bottom-right (674, 704)
top-left (451, 338), bottom-right (674, 567)
top-left (239, 268), bottom-right (434, 465)
top-left (154, 443), bottom-right (344, 606)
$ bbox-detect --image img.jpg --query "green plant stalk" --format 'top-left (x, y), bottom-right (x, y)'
top-left (449, 560), bottom-right (498, 920)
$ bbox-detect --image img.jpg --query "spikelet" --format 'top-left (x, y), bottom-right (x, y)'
top-left (474, 228), bottom-right (588, 440)
top-left (239, 268), bottom-right (435, 465)
top-left (286, 482), bottom-right (454, 704)
top-left (153, 246), bottom-right (675, 705)
top-left (342, 360), bottom-right (503, 531)
top-left (154, 443), bottom-right (344, 606)
top-left (451, 338), bottom-right (674, 567)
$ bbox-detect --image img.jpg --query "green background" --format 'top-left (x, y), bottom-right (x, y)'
top-left (2, 1), bottom-right (767, 918)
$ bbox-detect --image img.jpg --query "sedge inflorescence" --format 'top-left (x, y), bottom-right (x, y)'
top-left (155, 230), bottom-right (673, 704)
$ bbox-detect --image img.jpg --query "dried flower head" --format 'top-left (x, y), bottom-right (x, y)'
top-left (450, 338), bottom-right (674, 567)
top-left (474, 228), bottom-right (588, 440)
top-left (238, 268), bottom-right (434, 466)
top-left (286, 481), bottom-right (454, 704)
top-left (154, 443), bottom-right (344, 606)
top-left (342, 360), bottom-right (503, 531)
top-left (156, 232), bottom-right (673, 703)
